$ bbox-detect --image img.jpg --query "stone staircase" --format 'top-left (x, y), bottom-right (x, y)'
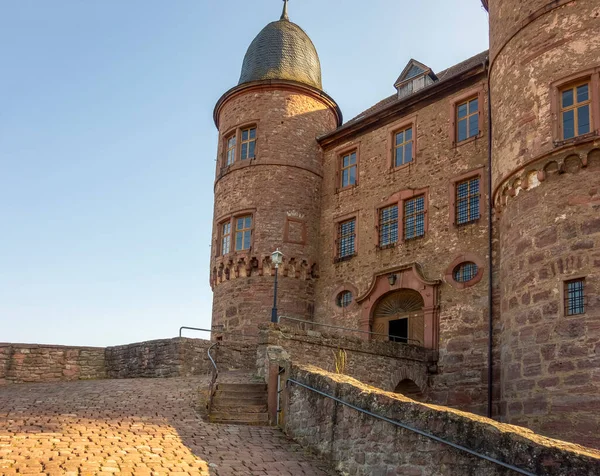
top-left (209, 381), bottom-right (269, 426)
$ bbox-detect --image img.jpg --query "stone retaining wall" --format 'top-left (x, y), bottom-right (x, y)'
top-left (284, 364), bottom-right (600, 476)
top-left (0, 343), bottom-right (106, 384)
top-left (258, 324), bottom-right (437, 394)
top-left (0, 338), bottom-right (257, 384)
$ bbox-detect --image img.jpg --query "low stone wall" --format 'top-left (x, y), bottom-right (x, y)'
top-left (1, 338), bottom-right (257, 384)
top-left (284, 364), bottom-right (600, 476)
top-left (258, 324), bottom-right (437, 394)
top-left (0, 343), bottom-right (106, 384)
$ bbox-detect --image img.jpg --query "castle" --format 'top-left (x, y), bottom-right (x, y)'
top-left (209, 0), bottom-right (600, 448)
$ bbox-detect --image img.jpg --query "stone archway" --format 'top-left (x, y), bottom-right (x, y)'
top-left (356, 263), bottom-right (441, 350)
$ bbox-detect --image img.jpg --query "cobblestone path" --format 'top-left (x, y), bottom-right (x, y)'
top-left (0, 377), bottom-right (334, 475)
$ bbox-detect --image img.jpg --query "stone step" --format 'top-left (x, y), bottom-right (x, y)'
top-left (209, 412), bottom-right (269, 425)
top-left (216, 383), bottom-right (267, 393)
top-left (213, 392), bottom-right (267, 403)
top-left (211, 403), bottom-right (267, 414)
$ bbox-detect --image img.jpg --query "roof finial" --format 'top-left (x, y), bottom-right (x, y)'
top-left (280, 0), bottom-right (289, 21)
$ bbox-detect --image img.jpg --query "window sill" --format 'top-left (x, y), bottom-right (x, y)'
top-left (454, 218), bottom-right (480, 228)
top-left (334, 254), bottom-right (356, 264)
top-left (453, 133), bottom-right (482, 149)
top-left (336, 184), bottom-right (359, 194)
top-left (553, 131), bottom-right (598, 148)
top-left (377, 243), bottom-right (397, 251)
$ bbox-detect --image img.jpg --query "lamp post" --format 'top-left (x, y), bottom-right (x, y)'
top-left (271, 248), bottom-right (284, 323)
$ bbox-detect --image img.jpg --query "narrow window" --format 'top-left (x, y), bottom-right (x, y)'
top-left (561, 82), bottom-right (591, 140)
top-left (404, 195), bottom-right (425, 240)
top-left (453, 262), bottom-right (478, 283)
top-left (379, 205), bottom-right (398, 247)
top-left (240, 127), bottom-right (256, 160)
top-left (565, 279), bottom-right (585, 315)
top-left (456, 177), bottom-right (480, 225)
top-left (221, 221), bottom-right (231, 255)
top-left (226, 134), bottom-right (236, 166)
top-left (337, 218), bottom-right (356, 260)
top-left (235, 215), bottom-right (252, 251)
top-left (340, 151), bottom-right (357, 188)
top-left (457, 97), bottom-right (479, 142)
top-left (394, 126), bottom-right (414, 167)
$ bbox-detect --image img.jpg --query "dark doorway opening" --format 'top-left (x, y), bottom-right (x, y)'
top-left (389, 318), bottom-right (408, 343)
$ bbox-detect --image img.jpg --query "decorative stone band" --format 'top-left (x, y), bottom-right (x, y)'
top-left (210, 254), bottom-right (318, 288)
top-left (493, 139), bottom-right (600, 215)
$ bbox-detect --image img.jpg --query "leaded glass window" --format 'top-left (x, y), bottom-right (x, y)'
top-left (225, 135), bottom-right (236, 166)
top-left (379, 205), bottom-right (398, 247)
top-left (337, 219), bottom-right (356, 259)
top-left (404, 195), bottom-right (425, 240)
top-left (453, 262), bottom-right (478, 283)
top-left (336, 291), bottom-right (353, 308)
top-left (456, 177), bottom-right (480, 225)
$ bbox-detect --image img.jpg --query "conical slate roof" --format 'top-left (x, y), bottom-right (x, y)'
top-left (238, 3), bottom-right (322, 90)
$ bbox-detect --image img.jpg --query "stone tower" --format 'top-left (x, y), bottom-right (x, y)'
top-left (210, 2), bottom-right (342, 335)
top-left (486, 0), bottom-right (600, 447)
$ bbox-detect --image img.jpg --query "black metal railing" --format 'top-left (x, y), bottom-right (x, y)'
top-left (287, 378), bottom-right (536, 476)
top-left (179, 326), bottom-right (212, 338)
top-left (206, 342), bottom-right (220, 414)
top-left (278, 315), bottom-right (421, 345)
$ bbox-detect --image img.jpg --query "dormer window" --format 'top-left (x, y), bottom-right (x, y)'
top-left (394, 60), bottom-right (438, 99)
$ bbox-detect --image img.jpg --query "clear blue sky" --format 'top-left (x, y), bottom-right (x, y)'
top-left (0, 1), bottom-right (489, 347)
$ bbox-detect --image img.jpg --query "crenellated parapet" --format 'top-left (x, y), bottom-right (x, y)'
top-left (210, 255), bottom-right (319, 288)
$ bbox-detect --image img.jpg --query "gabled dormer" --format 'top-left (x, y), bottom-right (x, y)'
top-left (394, 59), bottom-right (438, 99)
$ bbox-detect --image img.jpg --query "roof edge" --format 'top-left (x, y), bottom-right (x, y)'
top-left (213, 79), bottom-right (343, 129)
top-left (317, 56), bottom-right (488, 148)
top-left (481, 0), bottom-right (489, 11)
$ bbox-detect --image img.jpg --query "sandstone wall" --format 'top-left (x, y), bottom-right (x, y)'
top-left (316, 73), bottom-right (492, 414)
top-left (257, 325), bottom-right (436, 394)
top-left (489, 0), bottom-right (600, 448)
top-left (210, 86), bottom-right (339, 333)
top-left (0, 343), bottom-right (106, 384)
top-left (0, 338), bottom-right (257, 384)
top-left (283, 364), bottom-right (600, 476)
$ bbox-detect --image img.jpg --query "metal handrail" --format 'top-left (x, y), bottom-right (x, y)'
top-left (287, 378), bottom-right (536, 476)
top-left (179, 326), bottom-right (212, 338)
top-left (206, 342), bottom-right (220, 414)
top-left (278, 316), bottom-right (421, 344)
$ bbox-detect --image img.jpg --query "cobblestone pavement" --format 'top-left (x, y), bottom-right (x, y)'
top-left (0, 377), bottom-right (334, 475)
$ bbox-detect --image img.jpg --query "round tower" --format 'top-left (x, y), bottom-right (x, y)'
top-left (210, 2), bottom-right (342, 336)
top-left (486, 0), bottom-right (600, 447)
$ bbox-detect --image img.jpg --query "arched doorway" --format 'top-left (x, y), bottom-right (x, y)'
top-left (371, 289), bottom-right (424, 345)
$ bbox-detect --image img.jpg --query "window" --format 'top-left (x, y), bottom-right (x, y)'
top-left (337, 218), bottom-right (356, 260)
top-left (222, 125), bottom-right (258, 167)
top-left (560, 82), bottom-right (591, 140)
top-left (565, 279), bottom-right (585, 316)
top-left (379, 205), bottom-right (398, 247)
top-left (403, 195), bottom-right (425, 240)
top-left (221, 222), bottom-right (231, 255)
top-left (340, 151), bottom-right (357, 188)
top-left (453, 262), bottom-right (478, 283)
top-left (225, 135), bottom-right (236, 166)
top-left (394, 127), bottom-right (414, 167)
top-left (235, 215), bottom-right (253, 251)
top-left (240, 127), bottom-right (256, 160)
top-left (336, 291), bottom-right (353, 308)
top-left (455, 177), bottom-right (480, 225)
top-left (456, 97), bottom-right (479, 142)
